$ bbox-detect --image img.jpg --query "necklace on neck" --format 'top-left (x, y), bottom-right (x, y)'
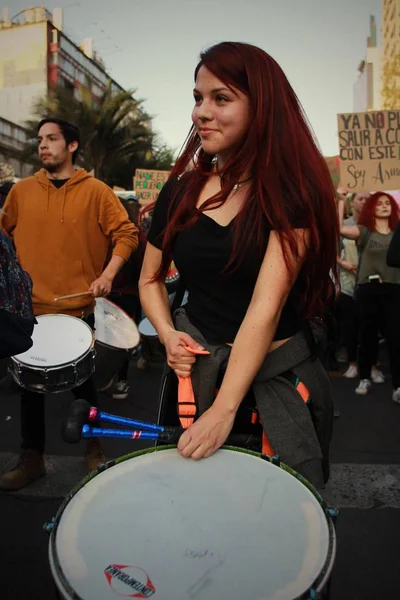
top-left (215, 163), bottom-right (252, 192)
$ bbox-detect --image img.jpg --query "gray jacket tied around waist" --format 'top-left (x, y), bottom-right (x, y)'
top-left (174, 308), bottom-right (334, 489)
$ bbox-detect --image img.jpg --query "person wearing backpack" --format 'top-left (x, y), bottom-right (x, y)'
top-left (0, 228), bottom-right (35, 359)
top-left (0, 118), bottom-right (138, 490)
top-left (0, 163), bottom-right (15, 211)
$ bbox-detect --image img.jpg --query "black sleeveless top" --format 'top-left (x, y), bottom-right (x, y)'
top-left (147, 178), bottom-right (305, 344)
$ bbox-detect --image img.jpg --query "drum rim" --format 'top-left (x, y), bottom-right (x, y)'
top-left (48, 446), bottom-right (336, 600)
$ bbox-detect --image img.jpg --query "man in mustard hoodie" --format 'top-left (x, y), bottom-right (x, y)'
top-left (0, 118), bottom-right (138, 490)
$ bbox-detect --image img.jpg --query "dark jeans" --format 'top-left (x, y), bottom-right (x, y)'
top-left (337, 293), bottom-right (359, 363)
top-left (21, 314), bottom-right (98, 454)
top-left (356, 283), bottom-right (400, 388)
top-left (108, 293), bottom-right (141, 381)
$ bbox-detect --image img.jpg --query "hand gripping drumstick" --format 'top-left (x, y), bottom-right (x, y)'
top-left (61, 399), bottom-right (260, 448)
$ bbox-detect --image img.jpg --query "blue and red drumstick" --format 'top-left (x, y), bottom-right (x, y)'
top-left (62, 399), bottom-right (259, 448)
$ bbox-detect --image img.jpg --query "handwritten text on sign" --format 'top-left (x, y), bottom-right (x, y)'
top-left (134, 169), bottom-right (170, 205)
top-left (337, 110), bottom-right (400, 192)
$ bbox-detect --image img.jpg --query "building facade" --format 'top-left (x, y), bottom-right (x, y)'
top-left (0, 116), bottom-right (38, 178)
top-left (382, 0), bottom-right (400, 64)
top-left (381, 0), bottom-right (400, 108)
top-left (0, 6), bottom-right (124, 127)
top-left (353, 16), bottom-right (382, 112)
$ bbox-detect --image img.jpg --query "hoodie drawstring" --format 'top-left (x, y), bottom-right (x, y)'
top-left (45, 182), bottom-right (67, 222)
top-left (61, 185), bottom-right (67, 223)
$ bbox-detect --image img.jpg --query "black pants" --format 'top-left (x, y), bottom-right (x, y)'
top-left (356, 283), bottom-right (400, 388)
top-left (337, 293), bottom-right (359, 363)
top-left (108, 293), bottom-right (141, 381)
top-left (21, 314), bottom-right (98, 454)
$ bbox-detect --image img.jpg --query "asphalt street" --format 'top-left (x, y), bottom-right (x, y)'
top-left (0, 357), bottom-right (399, 600)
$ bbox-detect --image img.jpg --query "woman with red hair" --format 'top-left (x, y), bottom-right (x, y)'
top-left (139, 42), bottom-right (338, 487)
top-left (339, 192), bottom-right (400, 401)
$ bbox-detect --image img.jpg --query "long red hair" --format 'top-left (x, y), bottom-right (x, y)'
top-left (358, 191), bottom-right (399, 231)
top-left (157, 42), bottom-right (338, 319)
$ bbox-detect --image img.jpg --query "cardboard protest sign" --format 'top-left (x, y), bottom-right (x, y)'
top-left (134, 169), bottom-right (170, 206)
top-left (337, 110), bottom-right (400, 192)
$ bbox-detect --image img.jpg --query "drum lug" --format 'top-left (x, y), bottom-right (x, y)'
top-left (43, 518), bottom-right (55, 535)
top-left (261, 453), bottom-right (281, 467)
top-left (327, 507), bottom-right (339, 523)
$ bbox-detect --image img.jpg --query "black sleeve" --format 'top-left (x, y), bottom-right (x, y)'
top-left (387, 222), bottom-right (400, 267)
top-left (147, 177), bottom-right (179, 250)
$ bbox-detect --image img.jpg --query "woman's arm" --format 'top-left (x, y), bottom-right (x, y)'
top-left (387, 221), bottom-right (400, 267)
top-left (139, 243), bottom-right (175, 344)
top-left (337, 198), bottom-right (360, 240)
top-left (139, 243), bottom-right (204, 376)
top-left (178, 229), bottom-right (309, 459)
top-left (337, 255), bottom-right (357, 273)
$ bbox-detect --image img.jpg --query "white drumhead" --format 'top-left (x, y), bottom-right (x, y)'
top-left (138, 317), bottom-right (158, 338)
top-left (50, 449), bottom-right (331, 600)
top-left (95, 298), bottom-right (140, 349)
top-left (13, 315), bottom-right (93, 368)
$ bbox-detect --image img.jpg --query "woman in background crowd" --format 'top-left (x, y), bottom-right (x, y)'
top-left (339, 192), bottom-right (400, 401)
top-left (338, 192), bottom-right (383, 384)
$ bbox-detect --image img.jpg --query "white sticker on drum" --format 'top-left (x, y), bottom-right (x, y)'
top-left (50, 449), bottom-right (331, 600)
top-left (95, 298), bottom-right (140, 350)
top-left (14, 315), bottom-right (93, 367)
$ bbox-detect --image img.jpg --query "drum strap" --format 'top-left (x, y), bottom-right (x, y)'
top-left (177, 346), bottom-right (210, 429)
top-left (177, 376), bottom-right (197, 428)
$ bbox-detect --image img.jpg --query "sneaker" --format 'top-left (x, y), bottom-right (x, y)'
top-left (85, 439), bottom-right (106, 472)
top-left (0, 449), bottom-right (45, 491)
top-left (112, 380), bottom-right (130, 400)
top-left (355, 379), bottom-right (371, 395)
top-left (371, 367), bottom-right (385, 384)
top-left (343, 365), bottom-right (358, 379)
top-left (392, 388), bottom-right (400, 404)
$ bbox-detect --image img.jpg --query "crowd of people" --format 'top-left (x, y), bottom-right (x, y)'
top-left (0, 41), bottom-right (399, 504)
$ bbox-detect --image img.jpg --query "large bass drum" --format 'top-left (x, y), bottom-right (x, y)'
top-left (49, 447), bottom-right (336, 600)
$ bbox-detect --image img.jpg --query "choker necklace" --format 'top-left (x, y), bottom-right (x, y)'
top-left (215, 163), bottom-right (252, 191)
top-left (231, 176), bottom-right (252, 191)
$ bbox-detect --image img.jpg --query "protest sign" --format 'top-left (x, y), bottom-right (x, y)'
top-left (134, 169), bottom-right (170, 206)
top-left (337, 110), bottom-right (400, 192)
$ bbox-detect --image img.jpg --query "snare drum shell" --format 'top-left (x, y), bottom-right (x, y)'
top-left (10, 315), bottom-right (95, 394)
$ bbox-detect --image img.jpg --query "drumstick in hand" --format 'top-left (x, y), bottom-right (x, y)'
top-left (54, 291), bottom-right (93, 301)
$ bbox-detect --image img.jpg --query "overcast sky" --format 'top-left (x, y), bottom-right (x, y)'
top-left (8, 0), bottom-right (382, 156)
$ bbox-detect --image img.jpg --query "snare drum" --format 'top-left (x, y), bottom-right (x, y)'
top-left (49, 447), bottom-right (336, 600)
top-left (94, 298), bottom-right (140, 391)
top-left (10, 315), bottom-right (95, 394)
